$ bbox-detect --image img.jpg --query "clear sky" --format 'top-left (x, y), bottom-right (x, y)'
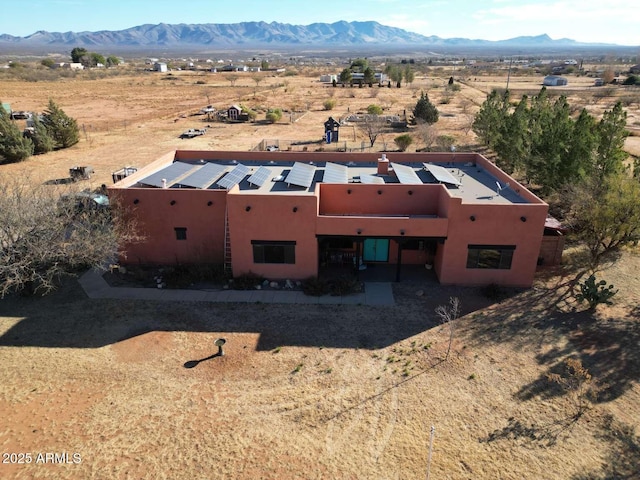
top-left (1, 0), bottom-right (638, 46)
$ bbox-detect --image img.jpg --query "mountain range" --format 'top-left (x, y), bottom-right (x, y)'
top-left (0, 21), bottom-right (611, 50)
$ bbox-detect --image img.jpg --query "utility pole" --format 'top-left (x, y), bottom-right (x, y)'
top-left (506, 57), bottom-right (514, 91)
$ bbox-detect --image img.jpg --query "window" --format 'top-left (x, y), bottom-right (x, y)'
top-left (466, 245), bottom-right (515, 269)
top-left (174, 227), bottom-right (187, 240)
top-left (252, 240), bottom-right (296, 264)
top-left (402, 239), bottom-right (424, 251)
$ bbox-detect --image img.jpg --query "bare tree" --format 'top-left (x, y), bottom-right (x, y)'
top-left (0, 176), bottom-right (142, 297)
top-left (435, 297), bottom-right (460, 360)
top-left (251, 74), bottom-right (264, 98)
top-left (416, 123), bottom-right (439, 151)
top-left (357, 115), bottom-right (387, 147)
top-left (226, 74), bottom-right (239, 87)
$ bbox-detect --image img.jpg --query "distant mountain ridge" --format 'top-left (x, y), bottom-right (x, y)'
top-left (0, 21), bottom-right (612, 48)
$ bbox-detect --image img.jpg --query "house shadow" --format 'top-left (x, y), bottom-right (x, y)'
top-left (0, 276), bottom-right (496, 352)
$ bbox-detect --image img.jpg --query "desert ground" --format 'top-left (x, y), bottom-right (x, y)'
top-left (0, 64), bottom-right (639, 479)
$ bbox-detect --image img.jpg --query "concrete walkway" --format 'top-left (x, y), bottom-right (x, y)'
top-left (78, 269), bottom-right (395, 306)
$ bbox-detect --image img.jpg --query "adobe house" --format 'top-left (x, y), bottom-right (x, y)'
top-left (109, 150), bottom-right (551, 287)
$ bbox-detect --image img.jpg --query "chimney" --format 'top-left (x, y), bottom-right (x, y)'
top-left (161, 179), bottom-right (167, 189)
top-left (377, 154), bottom-right (389, 175)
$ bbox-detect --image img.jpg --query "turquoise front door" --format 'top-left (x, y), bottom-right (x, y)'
top-left (363, 239), bottom-right (389, 262)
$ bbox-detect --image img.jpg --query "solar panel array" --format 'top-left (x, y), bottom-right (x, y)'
top-left (178, 163), bottom-right (227, 189)
top-left (216, 164), bottom-right (250, 189)
top-left (323, 162), bottom-right (348, 184)
top-left (391, 163), bottom-right (422, 184)
top-left (286, 162), bottom-right (316, 189)
top-left (359, 173), bottom-right (385, 184)
top-left (139, 161), bottom-right (196, 188)
top-left (423, 163), bottom-right (462, 186)
top-left (247, 166), bottom-right (272, 187)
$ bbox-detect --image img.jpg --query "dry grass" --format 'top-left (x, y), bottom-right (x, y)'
top-left (0, 251), bottom-right (639, 479)
top-left (0, 69), bottom-right (639, 479)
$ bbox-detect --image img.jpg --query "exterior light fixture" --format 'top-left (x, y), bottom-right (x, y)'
top-left (170, 200), bottom-right (176, 206)
top-left (408, 190), bottom-right (413, 195)
top-left (520, 216), bottom-right (527, 222)
top-left (133, 199), bottom-right (139, 205)
top-left (214, 338), bottom-right (226, 356)
top-left (207, 201), bottom-right (213, 206)
top-left (245, 206), bottom-right (251, 212)
top-left (470, 215), bottom-right (476, 221)
top-left (357, 229), bottom-right (362, 235)
top-left (347, 189), bottom-right (352, 194)
top-left (377, 190), bottom-right (382, 195)
top-left (292, 206), bottom-right (298, 213)
top-left (400, 230), bottom-right (405, 236)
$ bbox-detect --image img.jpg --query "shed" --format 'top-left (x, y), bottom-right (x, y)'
top-left (538, 215), bottom-right (567, 266)
top-left (324, 117), bottom-right (340, 143)
top-left (543, 75), bottom-right (568, 86)
top-left (227, 105), bottom-right (243, 121)
top-left (153, 62), bottom-right (168, 73)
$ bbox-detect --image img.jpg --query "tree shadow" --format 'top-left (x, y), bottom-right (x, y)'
top-left (480, 414), bottom-right (580, 447)
top-left (571, 415), bottom-right (640, 480)
top-left (462, 265), bottom-right (640, 403)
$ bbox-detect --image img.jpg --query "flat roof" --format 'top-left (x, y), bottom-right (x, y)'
top-left (130, 158), bottom-right (529, 204)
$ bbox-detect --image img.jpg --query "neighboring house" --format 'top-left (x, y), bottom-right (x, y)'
top-left (630, 64), bottom-right (640, 74)
top-left (109, 150), bottom-right (551, 288)
top-left (66, 63), bottom-right (85, 70)
top-left (153, 62), bottom-right (168, 72)
top-left (543, 75), bottom-right (568, 86)
top-left (351, 72), bottom-right (388, 85)
top-left (221, 64), bottom-right (248, 72)
top-left (320, 74), bottom-right (337, 83)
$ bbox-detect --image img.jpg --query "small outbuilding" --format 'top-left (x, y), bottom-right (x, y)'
top-left (324, 117), bottom-right (340, 143)
top-left (153, 62), bottom-right (168, 73)
top-left (543, 75), bottom-right (568, 86)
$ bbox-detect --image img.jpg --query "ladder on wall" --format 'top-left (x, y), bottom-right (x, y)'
top-left (223, 205), bottom-right (232, 275)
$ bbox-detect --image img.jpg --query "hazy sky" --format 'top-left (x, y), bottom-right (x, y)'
top-left (1, 0), bottom-right (637, 46)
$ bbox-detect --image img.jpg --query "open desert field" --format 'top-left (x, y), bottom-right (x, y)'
top-left (1, 66), bottom-right (639, 479)
top-left (1, 65), bottom-right (638, 187)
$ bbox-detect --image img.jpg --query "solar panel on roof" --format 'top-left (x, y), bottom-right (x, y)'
top-left (391, 163), bottom-right (422, 184)
top-left (323, 162), bottom-right (348, 184)
top-left (286, 162), bottom-right (316, 189)
top-left (216, 164), bottom-right (250, 189)
top-left (423, 163), bottom-right (462, 186)
top-left (247, 166), bottom-right (272, 187)
top-left (178, 163), bottom-right (227, 189)
top-left (360, 173), bottom-right (385, 184)
top-left (139, 161), bottom-right (196, 188)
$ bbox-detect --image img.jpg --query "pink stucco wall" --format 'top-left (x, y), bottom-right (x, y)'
top-left (109, 150), bottom-right (549, 287)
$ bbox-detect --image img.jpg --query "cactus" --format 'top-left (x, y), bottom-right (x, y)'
top-left (575, 274), bottom-right (618, 309)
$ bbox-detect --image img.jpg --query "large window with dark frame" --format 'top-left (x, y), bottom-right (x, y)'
top-left (174, 227), bottom-right (187, 240)
top-left (466, 245), bottom-right (515, 269)
top-left (252, 240), bottom-right (296, 264)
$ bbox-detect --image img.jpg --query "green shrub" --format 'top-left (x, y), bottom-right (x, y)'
top-left (575, 274), bottom-right (618, 309)
top-left (301, 276), bottom-right (330, 296)
top-left (394, 133), bottom-right (413, 152)
top-left (323, 99), bottom-right (336, 110)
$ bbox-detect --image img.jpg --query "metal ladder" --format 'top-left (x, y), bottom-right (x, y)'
top-left (223, 205), bottom-right (232, 275)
